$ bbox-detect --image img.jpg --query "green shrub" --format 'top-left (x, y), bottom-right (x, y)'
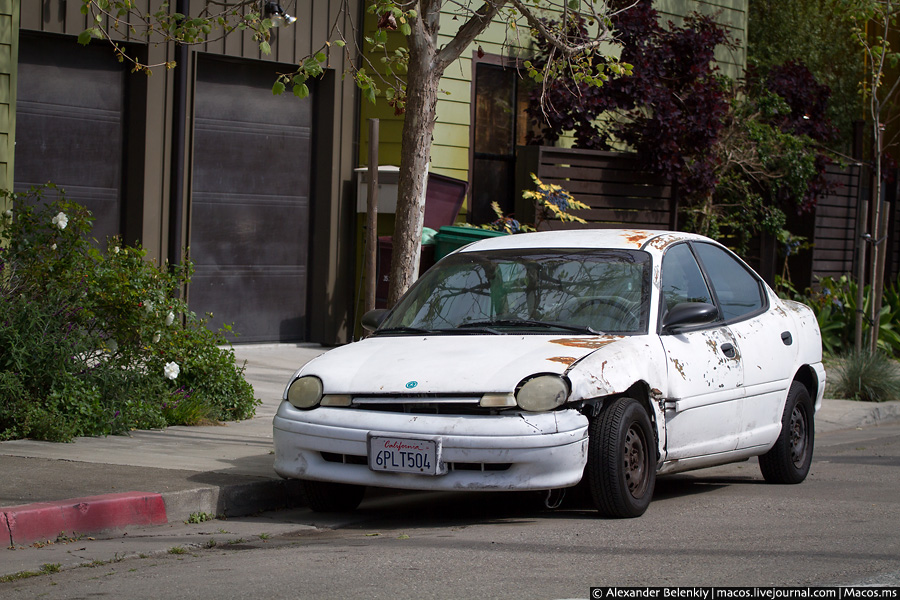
top-left (0, 185), bottom-right (258, 441)
top-left (830, 349), bottom-right (900, 403)
top-left (801, 275), bottom-right (900, 358)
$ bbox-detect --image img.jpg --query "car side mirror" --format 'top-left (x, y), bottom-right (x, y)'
top-left (662, 302), bottom-right (717, 333)
top-left (361, 308), bottom-right (390, 332)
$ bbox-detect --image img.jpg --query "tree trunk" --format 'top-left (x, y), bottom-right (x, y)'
top-left (386, 29), bottom-right (442, 307)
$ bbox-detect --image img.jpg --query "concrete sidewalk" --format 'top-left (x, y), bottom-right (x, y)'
top-left (2, 343), bottom-right (900, 547)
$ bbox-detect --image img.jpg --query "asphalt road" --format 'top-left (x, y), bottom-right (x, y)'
top-left (3, 423), bottom-right (899, 599)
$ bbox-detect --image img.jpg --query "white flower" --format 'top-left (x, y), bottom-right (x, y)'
top-left (153, 333), bottom-right (161, 344)
top-left (51, 212), bottom-right (68, 230)
top-left (165, 311), bottom-right (175, 326)
top-left (144, 300), bottom-right (154, 313)
top-left (51, 243), bottom-right (57, 250)
top-left (4, 209), bottom-right (11, 218)
top-left (164, 361), bottom-right (180, 380)
top-left (113, 246), bottom-right (120, 254)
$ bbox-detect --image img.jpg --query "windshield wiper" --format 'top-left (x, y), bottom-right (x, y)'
top-left (459, 319), bottom-right (600, 335)
top-left (373, 326), bottom-right (435, 336)
top-left (438, 325), bottom-right (504, 335)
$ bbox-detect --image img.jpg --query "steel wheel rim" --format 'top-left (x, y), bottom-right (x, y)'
top-left (789, 404), bottom-right (809, 468)
top-left (623, 424), bottom-right (649, 498)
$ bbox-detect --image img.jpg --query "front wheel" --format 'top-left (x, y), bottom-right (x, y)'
top-left (586, 397), bottom-right (657, 518)
top-left (300, 480), bottom-right (366, 512)
top-left (759, 382), bottom-right (814, 484)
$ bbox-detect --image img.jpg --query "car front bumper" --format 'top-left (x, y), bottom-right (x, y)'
top-left (273, 402), bottom-right (589, 491)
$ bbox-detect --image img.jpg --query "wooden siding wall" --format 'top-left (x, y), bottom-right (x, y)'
top-left (655, 0), bottom-right (748, 81)
top-left (0, 0), bottom-right (16, 197)
top-left (514, 146), bottom-right (677, 230)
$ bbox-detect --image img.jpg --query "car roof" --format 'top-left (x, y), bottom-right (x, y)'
top-left (456, 228), bottom-right (710, 255)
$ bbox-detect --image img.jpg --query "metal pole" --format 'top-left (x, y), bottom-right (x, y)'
top-left (871, 201), bottom-right (891, 353)
top-left (364, 119), bottom-right (379, 315)
top-left (855, 189), bottom-right (868, 352)
top-left (168, 0), bottom-right (189, 268)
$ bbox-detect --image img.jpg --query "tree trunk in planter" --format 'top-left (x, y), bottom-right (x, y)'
top-left (386, 14), bottom-right (442, 308)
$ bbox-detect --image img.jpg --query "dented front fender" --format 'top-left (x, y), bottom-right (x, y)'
top-left (564, 336), bottom-right (669, 462)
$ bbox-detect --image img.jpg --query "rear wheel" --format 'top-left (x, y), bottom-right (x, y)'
top-left (759, 382), bottom-right (814, 484)
top-left (587, 397), bottom-right (656, 518)
top-left (301, 480), bottom-right (366, 512)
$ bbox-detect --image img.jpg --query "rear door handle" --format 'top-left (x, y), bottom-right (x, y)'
top-left (721, 343), bottom-right (736, 359)
top-left (781, 331), bottom-right (793, 345)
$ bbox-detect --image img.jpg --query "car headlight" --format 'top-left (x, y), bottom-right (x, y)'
top-left (286, 376), bottom-right (323, 409)
top-left (515, 375), bottom-right (569, 412)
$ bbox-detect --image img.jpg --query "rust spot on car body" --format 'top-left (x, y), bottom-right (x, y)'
top-left (547, 356), bottom-right (577, 366)
top-left (623, 230), bottom-right (653, 247)
top-left (550, 337), bottom-right (621, 349)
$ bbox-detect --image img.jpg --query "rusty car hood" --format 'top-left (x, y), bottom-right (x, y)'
top-left (298, 334), bottom-right (626, 395)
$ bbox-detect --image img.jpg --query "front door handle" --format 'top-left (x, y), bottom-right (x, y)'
top-left (721, 343), bottom-right (736, 359)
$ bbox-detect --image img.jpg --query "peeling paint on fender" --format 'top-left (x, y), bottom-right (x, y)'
top-left (547, 356), bottom-right (577, 366)
top-left (551, 336), bottom-right (622, 349)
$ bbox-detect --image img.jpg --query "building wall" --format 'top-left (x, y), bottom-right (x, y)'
top-left (656, 0), bottom-right (748, 81)
top-left (358, 1), bottom-right (749, 190)
top-left (15, 1), bottom-right (362, 344)
top-left (0, 0), bottom-right (16, 201)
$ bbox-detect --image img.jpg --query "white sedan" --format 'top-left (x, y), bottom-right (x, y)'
top-left (273, 229), bottom-right (824, 518)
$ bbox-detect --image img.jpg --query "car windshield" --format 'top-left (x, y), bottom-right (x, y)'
top-left (378, 248), bottom-right (651, 335)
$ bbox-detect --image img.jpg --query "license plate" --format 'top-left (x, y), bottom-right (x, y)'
top-left (368, 435), bottom-right (444, 476)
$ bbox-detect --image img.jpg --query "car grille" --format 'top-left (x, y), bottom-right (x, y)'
top-left (347, 395), bottom-right (499, 416)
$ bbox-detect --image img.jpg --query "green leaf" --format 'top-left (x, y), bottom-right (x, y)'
top-left (78, 29), bottom-right (94, 46)
top-left (272, 81), bottom-right (286, 96)
top-left (260, 41), bottom-right (271, 55)
top-left (400, 23), bottom-right (411, 36)
top-left (315, 52), bottom-right (327, 63)
top-left (293, 83), bottom-right (309, 99)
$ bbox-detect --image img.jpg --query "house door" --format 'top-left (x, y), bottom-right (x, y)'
top-left (189, 56), bottom-right (312, 343)
top-left (469, 61), bottom-right (529, 225)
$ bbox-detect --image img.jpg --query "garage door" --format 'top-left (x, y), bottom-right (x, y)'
top-left (190, 56), bottom-right (312, 343)
top-left (14, 33), bottom-right (125, 243)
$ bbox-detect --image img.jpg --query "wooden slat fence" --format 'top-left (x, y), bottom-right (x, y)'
top-left (515, 145), bottom-right (900, 290)
top-left (514, 146), bottom-right (677, 230)
top-left (807, 162), bottom-right (863, 284)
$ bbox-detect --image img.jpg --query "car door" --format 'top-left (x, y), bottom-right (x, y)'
top-left (692, 243), bottom-right (798, 450)
top-left (658, 243), bottom-right (744, 459)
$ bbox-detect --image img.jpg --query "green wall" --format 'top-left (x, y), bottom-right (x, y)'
top-left (0, 0), bottom-right (16, 201)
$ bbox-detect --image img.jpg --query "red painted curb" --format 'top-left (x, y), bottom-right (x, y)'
top-left (1, 492), bottom-right (168, 546)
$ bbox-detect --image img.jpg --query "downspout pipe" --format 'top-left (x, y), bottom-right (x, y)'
top-left (168, 0), bottom-right (189, 267)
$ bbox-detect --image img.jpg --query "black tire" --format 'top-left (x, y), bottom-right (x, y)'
top-left (587, 397), bottom-right (657, 518)
top-left (759, 382), bottom-right (814, 484)
top-left (300, 480), bottom-right (366, 512)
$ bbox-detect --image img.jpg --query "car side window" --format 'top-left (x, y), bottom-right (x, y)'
top-left (693, 243), bottom-right (765, 321)
top-left (660, 243), bottom-right (713, 314)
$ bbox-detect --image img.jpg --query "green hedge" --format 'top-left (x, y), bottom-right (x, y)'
top-left (0, 185), bottom-right (258, 442)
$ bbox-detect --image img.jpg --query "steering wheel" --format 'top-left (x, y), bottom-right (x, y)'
top-left (569, 296), bottom-right (639, 331)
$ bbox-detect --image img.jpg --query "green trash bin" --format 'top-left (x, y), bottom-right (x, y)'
top-left (433, 226), bottom-right (509, 260)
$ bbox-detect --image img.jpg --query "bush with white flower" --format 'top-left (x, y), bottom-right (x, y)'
top-left (0, 185), bottom-right (257, 442)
